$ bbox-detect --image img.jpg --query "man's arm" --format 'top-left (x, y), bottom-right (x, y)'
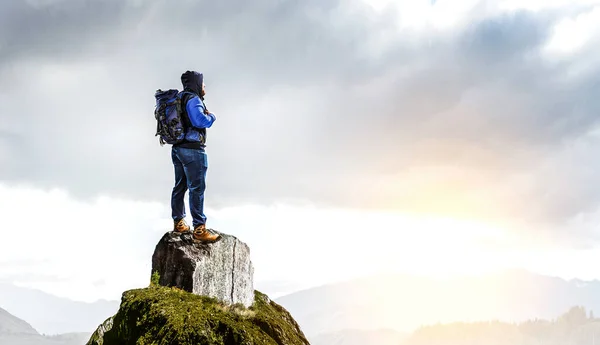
top-left (186, 96), bottom-right (216, 128)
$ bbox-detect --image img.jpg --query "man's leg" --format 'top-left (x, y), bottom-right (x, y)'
top-left (179, 148), bottom-right (220, 242)
top-left (171, 147), bottom-right (189, 231)
top-left (182, 149), bottom-right (208, 228)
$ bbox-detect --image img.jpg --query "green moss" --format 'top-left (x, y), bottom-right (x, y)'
top-left (150, 271), bottom-right (160, 287)
top-left (86, 286), bottom-right (309, 345)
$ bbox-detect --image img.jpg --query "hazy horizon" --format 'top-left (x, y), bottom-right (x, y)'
top-left (5, 268), bottom-right (600, 339)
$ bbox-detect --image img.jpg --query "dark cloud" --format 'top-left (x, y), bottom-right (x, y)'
top-left (1, 0), bottom-right (600, 242)
top-left (0, 0), bottom-right (143, 64)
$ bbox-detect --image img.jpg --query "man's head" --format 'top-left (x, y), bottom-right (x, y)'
top-left (181, 70), bottom-right (206, 98)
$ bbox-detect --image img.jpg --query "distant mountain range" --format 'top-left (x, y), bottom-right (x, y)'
top-left (310, 328), bottom-right (408, 345)
top-left (0, 307), bottom-right (37, 336)
top-left (4, 269), bottom-right (600, 344)
top-left (275, 269), bottom-right (600, 341)
top-left (0, 282), bottom-right (118, 335)
top-left (0, 306), bottom-right (90, 345)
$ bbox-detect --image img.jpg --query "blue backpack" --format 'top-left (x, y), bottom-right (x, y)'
top-left (154, 89), bottom-right (192, 146)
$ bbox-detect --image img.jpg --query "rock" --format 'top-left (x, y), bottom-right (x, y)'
top-left (86, 286), bottom-right (310, 345)
top-left (86, 316), bottom-right (113, 345)
top-left (151, 231), bottom-right (254, 308)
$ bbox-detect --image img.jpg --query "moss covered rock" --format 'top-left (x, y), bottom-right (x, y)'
top-left (86, 286), bottom-right (310, 345)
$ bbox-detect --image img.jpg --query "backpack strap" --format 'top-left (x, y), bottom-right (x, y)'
top-left (177, 91), bottom-right (194, 130)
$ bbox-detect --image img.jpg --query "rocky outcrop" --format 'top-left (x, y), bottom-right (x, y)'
top-left (86, 286), bottom-right (311, 345)
top-left (151, 231), bottom-right (254, 308)
top-left (86, 228), bottom-right (309, 344)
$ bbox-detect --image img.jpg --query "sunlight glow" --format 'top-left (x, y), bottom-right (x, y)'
top-left (364, 213), bottom-right (513, 278)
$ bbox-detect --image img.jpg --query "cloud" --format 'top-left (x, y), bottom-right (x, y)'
top-left (1, 0), bottom-right (600, 243)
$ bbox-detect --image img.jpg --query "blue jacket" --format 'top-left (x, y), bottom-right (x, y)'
top-left (187, 96), bottom-right (216, 128)
top-left (177, 71), bottom-right (216, 148)
top-left (183, 94), bottom-right (216, 144)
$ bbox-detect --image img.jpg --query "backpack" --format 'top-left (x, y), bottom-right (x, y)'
top-left (154, 89), bottom-right (192, 146)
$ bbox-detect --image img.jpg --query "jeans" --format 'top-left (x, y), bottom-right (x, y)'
top-left (171, 146), bottom-right (208, 228)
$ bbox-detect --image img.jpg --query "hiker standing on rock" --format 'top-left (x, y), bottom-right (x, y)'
top-left (165, 71), bottom-right (221, 243)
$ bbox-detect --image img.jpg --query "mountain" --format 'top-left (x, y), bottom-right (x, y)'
top-left (402, 306), bottom-right (600, 345)
top-left (0, 307), bottom-right (37, 336)
top-left (275, 269), bottom-right (600, 337)
top-left (0, 282), bottom-right (119, 335)
top-left (87, 286), bottom-right (309, 345)
top-left (311, 328), bottom-right (408, 345)
top-left (0, 306), bottom-right (90, 345)
top-left (0, 332), bottom-right (91, 345)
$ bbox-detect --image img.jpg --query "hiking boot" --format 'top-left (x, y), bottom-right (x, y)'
top-left (193, 224), bottom-right (221, 243)
top-left (173, 218), bottom-right (191, 233)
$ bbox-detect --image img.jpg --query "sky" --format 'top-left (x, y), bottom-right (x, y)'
top-left (1, 0), bottom-right (600, 303)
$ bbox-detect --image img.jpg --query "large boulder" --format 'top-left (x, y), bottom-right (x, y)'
top-left (151, 231), bottom-right (254, 308)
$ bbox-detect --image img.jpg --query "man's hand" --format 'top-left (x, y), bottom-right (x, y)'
top-left (203, 108), bottom-right (210, 115)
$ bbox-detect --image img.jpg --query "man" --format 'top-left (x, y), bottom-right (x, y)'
top-left (171, 70), bottom-right (221, 243)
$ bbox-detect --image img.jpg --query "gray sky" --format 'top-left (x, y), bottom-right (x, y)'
top-left (2, 0), bottom-right (600, 302)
